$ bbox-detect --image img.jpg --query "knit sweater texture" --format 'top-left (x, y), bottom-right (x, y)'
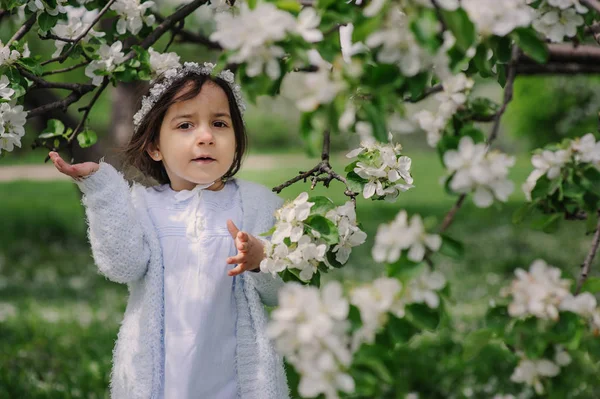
top-left (75, 162), bottom-right (289, 399)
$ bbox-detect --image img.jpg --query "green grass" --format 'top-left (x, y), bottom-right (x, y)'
top-left (0, 152), bottom-right (595, 398)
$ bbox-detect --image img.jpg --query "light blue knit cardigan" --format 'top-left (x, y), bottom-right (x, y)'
top-left (76, 162), bottom-right (289, 399)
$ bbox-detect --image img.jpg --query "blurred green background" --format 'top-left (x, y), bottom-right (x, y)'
top-left (2, 15), bottom-right (600, 399)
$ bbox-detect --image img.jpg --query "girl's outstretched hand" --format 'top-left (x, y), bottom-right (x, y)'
top-left (49, 151), bottom-right (99, 180)
top-left (226, 219), bottom-right (265, 276)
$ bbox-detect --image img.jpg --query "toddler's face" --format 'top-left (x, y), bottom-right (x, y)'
top-left (149, 81), bottom-right (236, 191)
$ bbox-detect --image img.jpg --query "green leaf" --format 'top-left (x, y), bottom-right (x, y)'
top-left (438, 235), bottom-right (464, 259)
top-left (462, 329), bottom-right (495, 361)
top-left (385, 256), bottom-right (424, 279)
top-left (406, 72), bottom-right (430, 100)
top-left (406, 303), bottom-right (441, 331)
top-left (410, 8), bottom-right (442, 52)
top-left (308, 196), bottom-right (336, 216)
top-left (247, 0), bottom-right (257, 9)
top-left (473, 43), bottom-right (493, 78)
top-left (305, 215), bottom-right (339, 245)
top-left (512, 202), bottom-right (535, 224)
top-left (259, 226), bottom-right (276, 238)
top-left (346, 171), bottom-right (366, 194)
top-left (38, 12), bottom-right (60, 33)
top-left (511, 28), bottom-right (549, 64)
top-left (580, 277), bottom-right (600, 294)
top-left (440, 9), bottom-right (477, 52)
top-left (459, 124), bottom-right (486, 143)
top-left (494, 35), bottom-right (513, 63)
top-left (386, 314), bottom-right (418, 345)
top-left (530, 213), bottom-right (561, 233)
top-left (39, 119), bottom-right (65, 139)
top-left (77, 129), bottom-right (97, 148)
top-left (275, 0), bottom-right (301, 12)
top-left (363, 102), bottom-right (387, 142)
top-left (468, 98), bottom-right (500, 120)
top-left (484, 305), bottom-right (510, 332)
top-left (586, 210), bottom-right (599, 235)
top-left (16, 58), bottom-right (42, 76)
top-left (326, 250), bottom-right (344, 268)
top-left (352, 14), bottom-right (384, 43)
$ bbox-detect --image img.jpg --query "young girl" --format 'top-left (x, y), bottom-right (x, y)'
top-left (49, 62), bottom-right (289, 399)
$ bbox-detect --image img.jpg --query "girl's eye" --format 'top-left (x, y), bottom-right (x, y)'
top-left (214, 121), bottom-right (228, 128)
top-left (177, 122), bottom-right (193, 130)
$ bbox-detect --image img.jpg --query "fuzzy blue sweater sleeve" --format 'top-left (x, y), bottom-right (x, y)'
top-left (75, 162), bottom-right (151, 284)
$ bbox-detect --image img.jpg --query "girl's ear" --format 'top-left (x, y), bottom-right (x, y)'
top-left (146, 144), bottom-right (163, 161)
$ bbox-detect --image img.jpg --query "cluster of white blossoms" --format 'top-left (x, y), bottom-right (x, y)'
top-left (443, 136), bottom-right (515, 208)
top-left (50, 6), bottom-right (106, 58)
top-left (502, 259), bottom-right (600, 332)
top-left (413, 73), bottom-right (475, 147)
top-left (0, 102), bottom-right (28, 154)
top-left (269, 272), bottom-right (446, 398)
top-left (283, 66), bottom-right (347, 112)
top-left (346, 135), bottom-right (414, 201)
top-left (85, 41), bottom-right (127, 86)
top-left (0, 40), bottom-right (28, 67)
top-left (462, 0), bottom-right (535, 37)
top-left (261, 193), bottom-right (366, 281)
top-left (365, 8), bottom-right (431, 78)
top-left (522, 133), bottom-right (600, 201)
top-left (148, 47), bottom-right (181, 78)
top-left (211, 3), bottom-right (322, 79)
top-left (530, 0), bottom-right (587, 43)
top-left (267, 282), bottom-right (354, 399)
top-left (372, 210), bottom-right (442, 264)
top-left (110, 0), bottom-right (156, 35)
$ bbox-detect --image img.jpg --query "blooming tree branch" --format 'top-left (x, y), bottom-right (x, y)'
top-left (7, 14), bottom-right (36, 47)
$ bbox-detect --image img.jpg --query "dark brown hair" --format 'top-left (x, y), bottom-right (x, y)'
top-left (123, 73), bottom-right (247, 185)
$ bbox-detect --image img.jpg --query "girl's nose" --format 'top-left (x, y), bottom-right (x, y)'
top-left (197, 127), bottom-right (215, 145)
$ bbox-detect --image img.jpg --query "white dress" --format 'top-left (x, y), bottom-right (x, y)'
top-left (146, 181), bottom-right (241, 399)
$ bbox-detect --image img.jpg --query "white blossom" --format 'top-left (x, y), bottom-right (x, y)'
top-left (148, 47), bottom-right (181, 78)
top-left (412, 110), bottom-right (446, 147)
top-left (0, 102), bottom-right (28, 154)
top-left (28, 0), bottom-right (68, 15)
top-left (366, 8), bottom-right (431, 77)
top-left (521, 148), bottom-right (571, 200)
top-left (268, 282), bottom-right (354, 399)
top-left (372, 210), bottom-right (441, 263)
top-left (402, 266), bottom-right (446, 309)
top-left (0, 75), bottom-right (14, 100)
top-left (326, 202), bottom-right (367, 264)
top-left (350, 277), bottom-right (405, 348)
top-left (111, 0), bottom-right (156, 35)
top-left (462, 0), bottom-right (535, 37)
top-left (295, 7), bottom-right (323, 43)
top-left (443, 136), bottom-right (515, 207)
top-left (211, 2), bottom-right (296, 79)
top-left (571, 133), bottom-right (600, 164)
top-left (282, 68), bottom-right (347, 112)
top-left (0, 41), bottom-right (22, 67)
top-left (85, 41), bottom-right (127, 86)
top-left (502, 259), bottom-right (571, 321)
top-left (510, 357), bottom-right (561, 395)
top-left (532, 6), bottom-right (585, 43)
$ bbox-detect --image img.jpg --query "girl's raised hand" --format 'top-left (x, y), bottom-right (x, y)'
top-left (49, 151), bottom-right (99, 180)
top-left (226, 219), bottom-right (265, 276)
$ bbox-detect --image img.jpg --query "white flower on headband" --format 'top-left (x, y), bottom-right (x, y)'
top-left (133, 62), bottom-right (246, 131)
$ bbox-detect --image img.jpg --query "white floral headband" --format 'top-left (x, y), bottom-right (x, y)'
top-left (132, 62), bottom-right (246, 132)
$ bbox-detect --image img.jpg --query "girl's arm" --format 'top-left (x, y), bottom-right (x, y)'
top-left (50, 153), bottom-right (151, 284)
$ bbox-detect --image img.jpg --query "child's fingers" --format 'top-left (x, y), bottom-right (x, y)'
top-left (236, 239), bottom-right (249, 253)
top-left (227, 253), bottom-right (246, 265)
top-left (228, 263), bottom-right (246, 276)
top-left (227, 219), bottom-right (240, 239)
top-left (237, 231), bottom-right (248, 242)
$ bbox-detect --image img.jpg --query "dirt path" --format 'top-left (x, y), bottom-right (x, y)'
top-left (0, 154), bottom-right (308, 182)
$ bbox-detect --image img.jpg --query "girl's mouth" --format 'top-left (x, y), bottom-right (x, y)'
top-left (193, 156), bottom-right (215, 164)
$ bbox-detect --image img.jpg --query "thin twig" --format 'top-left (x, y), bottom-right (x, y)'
top-left (575, 211), bottom-right (600, 294)
top-left (272, 130), bottom-right (358, 201)
top-left (7, 14), bottom-right (36, 47)
top-left (154, 13), bottom-right (222, 50)
top-left (18, 67), bottom-right (95, 92)
top-left (68, 78), bottom-right (110, 145)
top-left (405, 84), bottom-right (443, 103)
top-left (42, 61), bottom-right (89, 76)
top-left (27, 91), bottom-right (90, 118)
top-left (488, 47), bottom-right (519, 145)
top-left (439, 194), bottom-right (466, 234)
